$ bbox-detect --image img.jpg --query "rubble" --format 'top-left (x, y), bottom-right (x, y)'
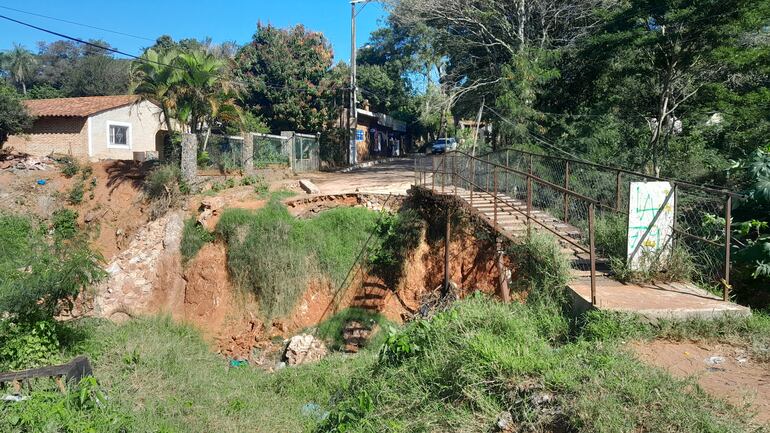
top-left (283, 334), bottom-right (328, 365)
top-left (0, 152), bottom-right (52, 171)
top-left (299, 179), bottom-right (321, 195)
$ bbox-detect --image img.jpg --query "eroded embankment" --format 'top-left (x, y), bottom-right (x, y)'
top-left (91, 191), bottom-right (518, 360)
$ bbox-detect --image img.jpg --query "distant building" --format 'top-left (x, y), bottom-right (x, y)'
top-left (355, 108), bottom-right (408, 161)
top-left (6, 95), bottom-right (168, 161)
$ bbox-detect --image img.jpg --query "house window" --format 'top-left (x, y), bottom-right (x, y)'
top-left (107, 122), bottom-right (131, 148)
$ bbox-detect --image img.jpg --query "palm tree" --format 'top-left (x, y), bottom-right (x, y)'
top-left (173, 50), bottom-right (242, 149)
top-left (131, 49), bottom-right (180, 133)
top-left (2, 44), bottom-right (36, 96)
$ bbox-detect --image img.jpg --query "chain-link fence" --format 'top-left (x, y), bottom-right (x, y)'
top-left (252, 133), bottom-right (290, 168)
top-left (197, 133), bottom-right (243, 173)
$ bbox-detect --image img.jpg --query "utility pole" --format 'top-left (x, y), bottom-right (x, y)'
top-left (349, 1), bottom-right (367, 166)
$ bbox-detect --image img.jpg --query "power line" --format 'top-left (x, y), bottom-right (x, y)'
top-left (0, 13), bottom-right (348, 95)
top-left (0, 5), bottom-right (155, 41)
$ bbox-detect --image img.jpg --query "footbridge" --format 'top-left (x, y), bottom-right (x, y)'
top-left (414, 149), bottom-right (749, 319)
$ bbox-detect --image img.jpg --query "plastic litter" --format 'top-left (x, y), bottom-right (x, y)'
top-left (301, 402), bottom-right (329, 421)
top-left (229, 359), bottom-right (248, 368)
top-left (37, 179), bottom-right (46, 186)
top-left (704, 356), bottom-right (725, 366)
top-left (2, 394), bottom-right (28, 402)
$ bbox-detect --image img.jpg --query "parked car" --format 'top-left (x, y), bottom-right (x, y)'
top-left (431, 138), bottom-right (458, 154)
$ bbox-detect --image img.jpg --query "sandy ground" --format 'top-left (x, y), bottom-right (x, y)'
top-left (631, 340), bottom-right (770, 425)
top-left (305, 157), bottom-right (432, 195)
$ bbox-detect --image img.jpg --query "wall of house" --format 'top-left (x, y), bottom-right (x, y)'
top-left (4, 117), bottom-right (88, 158)
top-left (89, 100), bottom-right (165, 160)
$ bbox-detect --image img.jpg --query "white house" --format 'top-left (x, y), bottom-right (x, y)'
top-left (6, 95), bottom-right (168, 161)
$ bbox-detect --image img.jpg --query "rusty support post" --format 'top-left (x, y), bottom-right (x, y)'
top-left (563, 161), bottom-right (570, 223)
top-left (505, 150), bottom-right (510, 198)
top-left (493, 165), bottom-right (498, 229)
top-left (431, 155), bottom-right (436, 192)
top-left (526, 174), bottom-right (532, 238)
top-left (470, 157), bottom-right (475, 206)
top-left (724, 195), bottom-right (732, 301)
top-left (615, 171), bottom-right (622, 212)
top-left (589, 204), bottom-right (597, 306)
top-left (497, 238), bottom-right (510, 303)
top-left (413, 155), bottom-right (417, 186)
top-left (453, 154), bottom-right (458, 196)
top-left (441, 155), bottom-right (446, 194)
top-left (485, 156), bottom-right (490, 192)
top-left (672, 185), bottom-right (678, 251)
top-left (444, 207), bottom-right (451, 296)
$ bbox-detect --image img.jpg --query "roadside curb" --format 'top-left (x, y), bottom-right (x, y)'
top-left (335, 157), bottom-right (409, 173)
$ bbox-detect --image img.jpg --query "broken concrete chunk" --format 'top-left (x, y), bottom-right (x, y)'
top-left (299, 179), bottom-right (321, 195)
top-left (283, 334), bottom-right (327, 365)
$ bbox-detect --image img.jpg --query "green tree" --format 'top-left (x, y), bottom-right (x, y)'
top-left (236, 24), bottom-right (338, 133)
top-left (0, 83), bottom-right (32, 148)
top-left (2, 43), bottom-right (36, 95)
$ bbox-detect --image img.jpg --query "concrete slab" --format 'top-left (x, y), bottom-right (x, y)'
top-left (568, 276), bottom-right (751, 319)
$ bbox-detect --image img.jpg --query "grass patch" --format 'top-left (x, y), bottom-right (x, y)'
top-left (318, 295), bottom-right (755, 432)
top-left (216, 202), bottom-right (381, 318)
top-left (508, 232), bottom-right (573, 309)
top-left (579, 309), bottom-right (770, 361)
top-left (314, 308), bottom-right (392, 351)
top-left (144, 164), bottom-right (189, 220)
top-left (180, 218), bottom-right (214, 263)
top-left (1, 316), bottom-right (374, 433)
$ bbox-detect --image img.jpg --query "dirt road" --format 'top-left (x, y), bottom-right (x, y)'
top-left (305, 157), bottom-right (433, 195)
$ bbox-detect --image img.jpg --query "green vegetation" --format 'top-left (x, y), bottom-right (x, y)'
top-left (314, 308), bottom-right (391, 352)
top-left (180, 217), bottom-right (214, 263)
top-left (0, 82), bottom-right (32, 148)
top-left (1, 316), bottom-right (373, 433)
top-left (508, 232), bottom-right (573, 308)
top-left (367, 210), bottom-right (424, 287)
top-left (143, 164), bottom-right (188, 220)
top-left (0, 213), bottom-right (105, 322)
top-left (216, 202), bottom-right (382, 317)
top-left (60, 157), bottom-right (81, 178)
top-left (317, 295), bottom-right (755, 432)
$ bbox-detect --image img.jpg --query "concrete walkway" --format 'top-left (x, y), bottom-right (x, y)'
top-left (305, 158), bottom-right (423, 195)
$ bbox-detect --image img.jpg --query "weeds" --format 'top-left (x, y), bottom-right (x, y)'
top-left (611, 245), bottom-right (695, 284)
top-left (60, 157), bottom-right (80, 178)
top-left (180, 218), bottom-right (214, 263)
top-left (368, 210), bottom-right (424, 287)
top-left (68, 180), bottom-right (84, 204)
top-left (319, 295), bottom-right (753, 432)
top-left (51, 208), bottom-right (78, 241)
top-left (508, 232), bottom-right (572, 307)
top-left (144, 164), bottom-right (188, 220)
top-left (314, 308), bottom-right (391, 351)
top-left (216, 202), bottom-right (380, 318)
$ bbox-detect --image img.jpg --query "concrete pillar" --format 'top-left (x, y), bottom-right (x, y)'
top-left (242, 133), bottom-right (255, 174)
top-left (181, 133), bottom-right (198, 185)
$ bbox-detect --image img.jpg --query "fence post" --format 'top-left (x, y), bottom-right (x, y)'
top-left (242, 132), bottom-right (255, 175)
top-left (413, 154), bottom-right (418, 186)
top-left (180, 133), bottom-right (198, 187)
top-left (493, 165), bottom-right (498, 229)
top-left (431, 155), bottom-right (437, 192)
top-left (441, 155), bottom-right (446, 194)
top-left (615, 171), bottom-right (622, 212)
top-left (589, 203), bottom-right (597, 306)
top-left (526, 173), bottom-right (532, 238)
top-left (453, 153), bottom-right (458, 196)
top-left (505, 150), bottom-right (510, 198)
top-left (470, 157), bottom-right (475, 206)
top-left (724, 195), bottom-right (732, 302)
top-left (564, 161), bottom-right (570, 223)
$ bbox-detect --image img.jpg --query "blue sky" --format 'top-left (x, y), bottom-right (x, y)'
top-left (0, 0), bottom-right (387, 62)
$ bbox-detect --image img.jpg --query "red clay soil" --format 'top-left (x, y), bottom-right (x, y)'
top-left (631, 340), bottom-right (770, 425)
top-left (0, 159), bottom-right (150, 261)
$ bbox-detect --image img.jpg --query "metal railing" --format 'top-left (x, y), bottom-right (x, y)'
top-left (415, 148), bottom-right (742, 304)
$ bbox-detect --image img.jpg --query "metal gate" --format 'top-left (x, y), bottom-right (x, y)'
top-left (291, 133), bottom-right (320, 173)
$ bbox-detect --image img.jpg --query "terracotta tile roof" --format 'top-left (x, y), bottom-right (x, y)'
top-left (23, 95), bottom-right (143, 118)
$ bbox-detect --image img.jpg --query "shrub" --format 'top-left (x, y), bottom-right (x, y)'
top-left (0, 213), bottom-right (106, 321)
top-left (180, 218), bottom-right (214, 263)
top-left (67, 181), bottom-right (84, 204)
top-left (508, 232), bottom-right (572, 307)
top-left (367, 210), bottom-right (424, 287)
top-left (0, 320), bottom-right (62, 370)
top-left (143, 164), bottom-right (187, 220)
top-left (60, 158), bottom-right (80, 178)
top-left (52, 208), bottom-right (78, 241)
